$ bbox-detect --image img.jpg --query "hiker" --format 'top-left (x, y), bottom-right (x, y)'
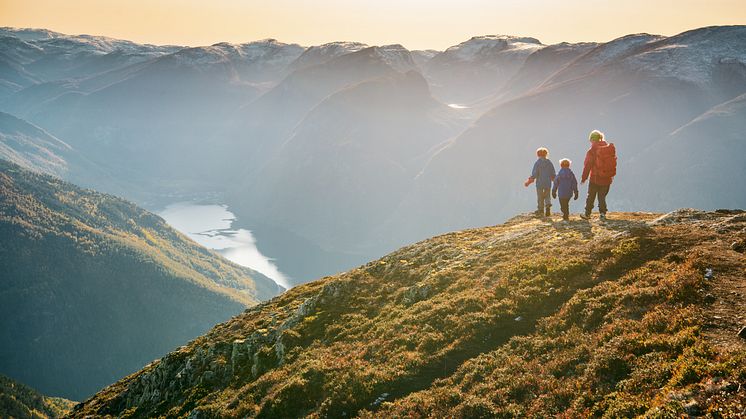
top-left (552, 158), bottom-right (579, 221)
top-left (524, 147), bottom-right (556, 217)
top-left (580, 130), bottom-right (617, 221)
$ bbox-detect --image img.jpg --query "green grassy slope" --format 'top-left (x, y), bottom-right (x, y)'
top-left (0, 375), bottom-right (75, 419)
top-left (0, 160), bottom-right (282, 400)
top-left (72, 210), bottom-right (746, 417)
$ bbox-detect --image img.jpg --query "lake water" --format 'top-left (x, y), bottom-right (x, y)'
top-left (158, 202), bottom-right (290, 289)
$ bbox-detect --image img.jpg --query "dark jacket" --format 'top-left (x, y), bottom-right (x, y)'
top-left (581, 140), bottom-right (614, 186)
top-left (553, 167), bottom-right (579, 199)
top-left (529, 157), bottom-right (556, 189)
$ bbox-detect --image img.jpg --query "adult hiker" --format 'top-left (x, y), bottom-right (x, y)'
top-left (580, 130), bottom-right (617, 221)
top-left (524, 147), bottom-right (556, 217)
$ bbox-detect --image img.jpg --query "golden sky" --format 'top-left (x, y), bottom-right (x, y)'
top-left (2, 0), bottom-right (745, 49)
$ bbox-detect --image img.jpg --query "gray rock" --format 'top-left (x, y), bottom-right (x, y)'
top-left (403, 283), bottom-right (432, 305)
top-left (683, 399), bottom-right (700, 415)
top-left (275, 335), bottom-right (286, 364)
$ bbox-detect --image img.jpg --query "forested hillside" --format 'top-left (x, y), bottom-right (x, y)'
top-left (0, 375), bottom-right (75, 419)
top-left (0, 160), bottom-right (281, 399)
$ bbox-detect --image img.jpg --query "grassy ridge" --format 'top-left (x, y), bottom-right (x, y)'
top-left (72, 211), bottom-right (746, 417)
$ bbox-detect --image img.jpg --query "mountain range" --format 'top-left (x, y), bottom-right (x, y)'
top-left (0, 25), bottom-right (744, 284)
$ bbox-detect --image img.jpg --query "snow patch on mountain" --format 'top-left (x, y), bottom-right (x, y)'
top-left (212, 40), bottom-right (304, 67)
top-left (411, 49), bottom-right (439, 67)
top-left (371, 44), bottom-right (416, 73)
top-left (440, 35), bottom-right (544, 63)
top-left (621, 26), bottom-right (746, 85)
top-left (0, 36), bottom-right (45, 64)
top-left (290, 41), bottom-right (368, 69)
top-left (0, 27), bottom-right (64, 41)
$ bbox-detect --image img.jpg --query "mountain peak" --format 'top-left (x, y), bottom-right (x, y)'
top-left (468, 34), bottom-right (543, 44)
top-left (441, 35), bottom-right (544, 61)
top-left (289, 41), bottom-right (369, 69)
top-left (369, 44), bottom-right (416, 72)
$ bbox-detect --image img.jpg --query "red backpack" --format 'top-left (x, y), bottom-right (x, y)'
top-left (594, 143), bottom-right (617, 178)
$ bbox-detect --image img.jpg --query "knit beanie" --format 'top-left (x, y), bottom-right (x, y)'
top-left (589, 130), bottom-right (604, 142)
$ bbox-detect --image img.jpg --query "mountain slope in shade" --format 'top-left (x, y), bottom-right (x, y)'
top-left (0, 111), bottom-right (72, 178)
top-left (0, 375), bottom-right (75, 419)
top-left (219, 45), bottom-right (419, 184)
top-left (15, 50), bottom-right (265, 199)
top-left (233, 71), bottom-right (463, 277)
top-left (423, 35), bottom-right (545, 103)
top-left (0, 160), bottom-right (282, 400)
top-left (0, 111), bottom-right (150, 209)
top-left (482, 41), bottom-right (598, 106)
top-left (71, 210), bottom-right (746, 417)
top-left (621, 92), bottom-right (746, 210)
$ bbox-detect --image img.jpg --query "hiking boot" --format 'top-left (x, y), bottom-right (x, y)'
top-left (580, 212), bottom-right (591, 220)
top-left (534, 210), bottom-right (543, 217)
top-left (563, 215), bottom-right (570, 222)
top-left (599, 213), bottom-right (607, 221)
top-left (545, 206), bottom-right (551, 217)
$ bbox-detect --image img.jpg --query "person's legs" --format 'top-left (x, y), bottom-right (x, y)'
top-left (536, 188), bottom-right (544, 214)
top-left (543, 189), bottom-right (552, 216)
top-left (597, 184), bottom-right (611, 214)
top-left (536, 188), bottom-right (551, 216)
top-left (585, 183), bottom-right (599, 216)
top-left (560, 198), bottom-right (570, 220)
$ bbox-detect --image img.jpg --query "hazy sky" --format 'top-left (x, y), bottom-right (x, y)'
top-left (2, 0), bottom-right (745, 49)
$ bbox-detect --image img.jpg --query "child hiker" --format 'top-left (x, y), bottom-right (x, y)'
top-left (524, 147), bottom-right (556, 217)
top-left (552, 158), bottom-right (579, 221)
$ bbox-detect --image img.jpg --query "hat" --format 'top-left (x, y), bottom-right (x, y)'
top-left (589, 130), bottom-right (604, 142)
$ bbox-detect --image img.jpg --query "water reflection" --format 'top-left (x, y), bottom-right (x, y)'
top-left (158, 202), bottom-right (290, 288)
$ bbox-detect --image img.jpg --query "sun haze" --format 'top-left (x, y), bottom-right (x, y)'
top-left (1, 0), bottom-right (745, 49)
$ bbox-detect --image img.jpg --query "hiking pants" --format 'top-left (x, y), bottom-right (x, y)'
top-left (585, 182), bottom-right (610, 214)
top-left (559, 197), bottom-right (571, 219)
top-left (536, 187), bottom-right (551, 212)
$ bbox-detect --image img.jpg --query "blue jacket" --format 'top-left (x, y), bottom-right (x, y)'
top-left (552, 167), bottom-right (579, 199)
top-left (530, 157), bottom-right (556, 189)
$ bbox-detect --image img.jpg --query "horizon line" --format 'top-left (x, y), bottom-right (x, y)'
top-left (5, 24), bottom-right (742, 51)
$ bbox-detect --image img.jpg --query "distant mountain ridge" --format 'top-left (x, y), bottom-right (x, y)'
top-left (0, 160), bottom-right (282, 400)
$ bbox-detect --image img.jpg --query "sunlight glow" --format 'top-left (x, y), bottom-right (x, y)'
top-left (2, 0), bottom-right (745, 49)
